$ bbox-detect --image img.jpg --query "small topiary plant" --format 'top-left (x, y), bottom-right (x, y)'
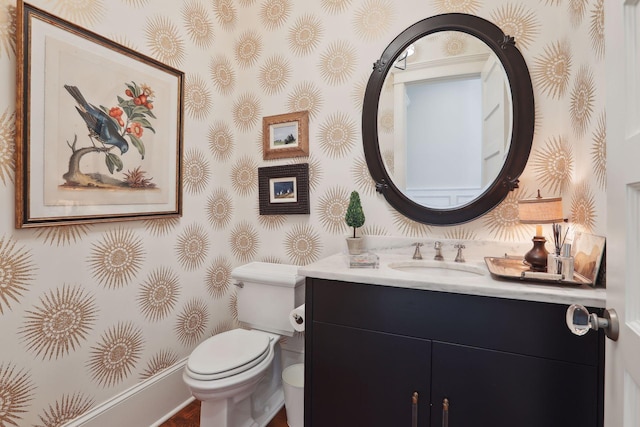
top-left (345, 191), bottom-right (365, 238)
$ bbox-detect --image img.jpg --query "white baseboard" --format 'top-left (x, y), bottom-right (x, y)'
top-left (67, 357), bottom-right (194, 427)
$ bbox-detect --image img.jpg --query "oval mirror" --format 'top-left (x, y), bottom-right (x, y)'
top-left (362, 13), bottom-right (534, 225)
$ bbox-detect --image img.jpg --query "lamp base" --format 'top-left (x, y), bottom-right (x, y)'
top-left (524, 236), bottom-right (549, 272)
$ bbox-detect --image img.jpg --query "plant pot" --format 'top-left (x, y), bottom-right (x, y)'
top-left (346, 237), bottom-right (364, 255)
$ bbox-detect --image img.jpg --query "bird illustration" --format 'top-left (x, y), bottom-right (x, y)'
top-left (64, 84), bottom-right (129, 154)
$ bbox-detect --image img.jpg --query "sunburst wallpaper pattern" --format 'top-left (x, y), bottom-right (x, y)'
top-left (0, 0), bottom-right (606, 425)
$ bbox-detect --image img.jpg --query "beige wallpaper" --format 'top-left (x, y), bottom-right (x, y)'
top-left (0, 0), bottom-right (605, 425)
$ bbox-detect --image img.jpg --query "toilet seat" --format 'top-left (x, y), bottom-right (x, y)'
top-left (186, 329), bottom-right (272, 381)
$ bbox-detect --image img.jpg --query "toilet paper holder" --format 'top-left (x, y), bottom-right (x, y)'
top-left (289, 304), bottom-right (306, 332)
top-left (292, 313), bottom-right (304, 324)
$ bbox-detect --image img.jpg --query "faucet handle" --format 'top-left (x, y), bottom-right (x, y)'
top-left (434, 241), bottom-right (444, 261)
top-left (412, 242), bottom-right (423, 260)
top-left (454, 244), bottom-right (465, 263)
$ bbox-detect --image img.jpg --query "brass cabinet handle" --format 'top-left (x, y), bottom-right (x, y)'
top-left (411, 392), bottom-right (418, 427)
top-left (442, 398), bottom-right (449, 427)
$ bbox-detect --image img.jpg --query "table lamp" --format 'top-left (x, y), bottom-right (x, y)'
top-left (518, 190), bottom-right (564, 272)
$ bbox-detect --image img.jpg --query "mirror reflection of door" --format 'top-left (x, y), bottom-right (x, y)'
top-left (481, 54), bottom-right (510, 189)
top-left (406, 75), bottom-right (482, 207)
top-left (379, 31), bottom-right (512, 209)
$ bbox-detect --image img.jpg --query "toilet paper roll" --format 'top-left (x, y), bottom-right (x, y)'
top-left (289, 304), bottom-right (305, 332)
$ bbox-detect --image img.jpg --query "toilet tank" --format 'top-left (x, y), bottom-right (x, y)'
top-left (232, 262), bottom-right (305, 337)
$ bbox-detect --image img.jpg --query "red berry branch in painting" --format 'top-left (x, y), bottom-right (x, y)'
top-left (62, 81), bottom-right (157, 189)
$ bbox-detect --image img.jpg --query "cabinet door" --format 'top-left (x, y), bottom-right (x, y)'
top-left (309, 322), bottom-right (431, 427)
top-left (431, 341), bottom-right (599, 427)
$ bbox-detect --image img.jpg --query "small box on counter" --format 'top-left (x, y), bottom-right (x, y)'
top-left (348, 252), bottom-right (379, 269)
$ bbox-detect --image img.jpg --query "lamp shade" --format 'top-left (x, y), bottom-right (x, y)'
top-left (518, 196), bottom-right (563, 224)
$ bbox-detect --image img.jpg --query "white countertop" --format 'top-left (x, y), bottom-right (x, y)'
top-left (299, 252), bottom-right (607, 308)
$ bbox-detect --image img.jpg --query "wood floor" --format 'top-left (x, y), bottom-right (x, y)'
top-left (160, 399), bottom-right (289, 427)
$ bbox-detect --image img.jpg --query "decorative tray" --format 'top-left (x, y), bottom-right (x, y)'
top-left (484, 256), bottom-right (593, 286)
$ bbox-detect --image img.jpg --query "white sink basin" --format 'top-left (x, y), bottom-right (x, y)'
top-left (387, 260), bottom-right (487, 278)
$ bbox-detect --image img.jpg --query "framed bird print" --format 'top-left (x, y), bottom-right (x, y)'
top-left (15, 1), bottom-right (184, 228)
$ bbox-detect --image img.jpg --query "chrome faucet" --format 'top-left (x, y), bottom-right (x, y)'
top-left (412, 242), bottom-right (423, 260)
top-left (434, 241), bottom-right (444, 261)
top-left (454, 244), bottom-right (465, 263)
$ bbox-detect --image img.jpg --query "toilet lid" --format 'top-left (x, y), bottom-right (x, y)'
top-left (187, 329), bottom-right (271, 379)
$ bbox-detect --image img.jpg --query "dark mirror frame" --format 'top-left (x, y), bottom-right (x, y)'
top-left (362, 13), bottom-right (534, 225)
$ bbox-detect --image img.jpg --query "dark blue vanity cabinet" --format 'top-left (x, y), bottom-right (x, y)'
top-left (304, 278), bottom-right (604, 427)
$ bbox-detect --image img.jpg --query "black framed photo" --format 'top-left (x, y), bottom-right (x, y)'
top-left (258, 164), bottom-right (310, 215)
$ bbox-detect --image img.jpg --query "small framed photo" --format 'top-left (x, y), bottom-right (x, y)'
top-left (258, 164), bottom-right (310, 215)
top-left (572, 232), bottom-right (606, 286)
top-left (262, 111), bottom-right (309, 160)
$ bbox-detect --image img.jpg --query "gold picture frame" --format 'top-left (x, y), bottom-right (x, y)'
top-left (262, 111), bottom-right (309, 160)
top-left (15, 1), bottom-right (184, 228)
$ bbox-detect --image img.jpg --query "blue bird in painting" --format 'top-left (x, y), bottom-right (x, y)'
top-left (64, 84), bottom-right (129, 154)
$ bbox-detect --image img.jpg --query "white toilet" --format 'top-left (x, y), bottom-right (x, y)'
top-left (183, 262), bottom-right (305, 427)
